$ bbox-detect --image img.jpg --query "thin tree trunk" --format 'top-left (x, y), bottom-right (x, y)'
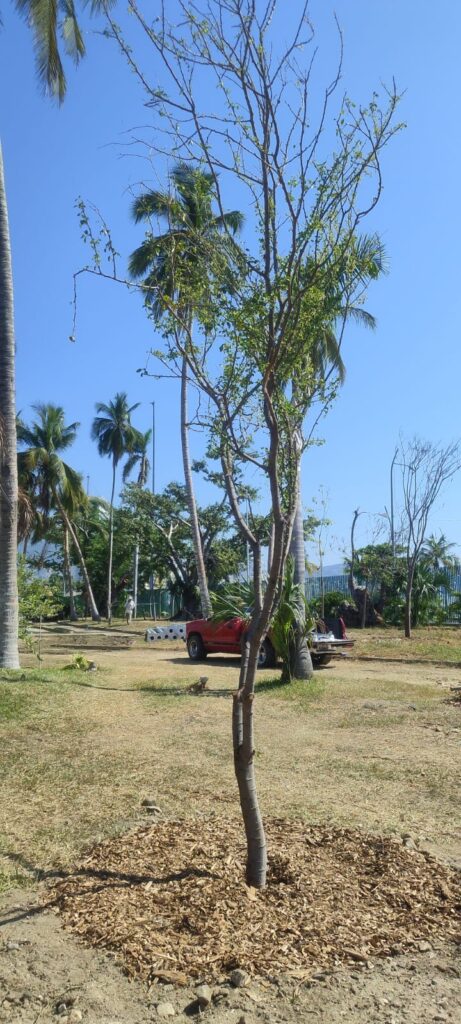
top-left (107, 460), bottom-right (117, 623)
top-left (231, 407), bottom-right (295, 886)
top-left (0, 143), bottom-right (19, 668)
top-left (288, 488), bottom-right (313, 680)
top-left (181, 353), bottom-right (212, 618)
top-left (56, 499), bottom-right (100, 621)
top-left (234, 542), bottom-right (267, 887)
top-left (63, 526), bottom-right (78, 622)
top-left (404, 562), bottom-right (415, 638)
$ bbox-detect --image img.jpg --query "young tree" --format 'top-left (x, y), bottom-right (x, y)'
top-left (91, 392), bottom-right (139, 623)
top-left (399, 438), bottom-right (461, 637)
top-left (129, 164), bottom-right (244, 619)
top-left (83, 0), bottom-right (401, 885)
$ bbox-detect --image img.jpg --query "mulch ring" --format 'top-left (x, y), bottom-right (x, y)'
top-left (49, 818), bottom-right (461, 984)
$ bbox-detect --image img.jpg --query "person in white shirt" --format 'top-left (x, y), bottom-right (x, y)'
top-left (125, 595), bottom-right (135, 624)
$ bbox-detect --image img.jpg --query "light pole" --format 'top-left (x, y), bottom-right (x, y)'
top-left (151, 400), bottom-right (156, 495)
top-left (151, 400), bottom-right (156, 620)
top-left (246, 496), bottom-right (251, 583)
top-left (390, 446), bottom-right (399, 558)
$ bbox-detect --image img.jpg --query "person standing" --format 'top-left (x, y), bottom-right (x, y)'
top-left (125, 595), bottom-right (135, 624)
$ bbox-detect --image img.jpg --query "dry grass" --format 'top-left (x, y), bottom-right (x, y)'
top-left (1, 624), bottom-right (460, 900)
top-left (351, 625), bottom-right (461, 664)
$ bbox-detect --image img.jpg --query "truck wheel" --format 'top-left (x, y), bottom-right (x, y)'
top-left (187, 634), bottom-right (207, 661)
top-left (312, 653), bottom-right (332, 668)
top-left (257, 637), bottom-right (277, 669)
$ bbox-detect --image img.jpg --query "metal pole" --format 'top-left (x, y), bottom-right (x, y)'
top-left (151, 401), bottom-right (156, 495)
top-left (390, 447), bottom-right (398, 558)
top-left (246, 497), bottom-right (250, 582)
top-left (133, 544), bottom-right (139, 619)
top-left (151, 401), bottom-right (156, 620)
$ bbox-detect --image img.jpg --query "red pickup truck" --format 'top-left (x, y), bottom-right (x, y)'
top-left (185, 617), bottom-right (353, 669)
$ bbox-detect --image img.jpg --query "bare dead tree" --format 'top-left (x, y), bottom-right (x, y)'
top-left (78, 0), bottom-right (402, 886)
top-left (399, 438), bottom-right (461, 638)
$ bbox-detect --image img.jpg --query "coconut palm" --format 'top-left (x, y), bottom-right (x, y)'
top-left (0, 147), bottom-right (21, 666)
top-left (289, 236), bottom-right (385, 678)
top-left (129, 163), bottom-right (244, 619)
top-left (13, 0), bottom-right (86, 102)
top-left (91, 392), bottom-right (140, 622)
top-left (17, 403), bottom-right (100, 620)
top-left (122, 429), bottom-right (152, 488)
top-left (0, 2), bottom-right (106, 664)
top-left (422, 534), bottom-right (458, 574)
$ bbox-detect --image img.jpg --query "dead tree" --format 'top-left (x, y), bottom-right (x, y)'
top-left (399, 438), bottom-right (461, 638)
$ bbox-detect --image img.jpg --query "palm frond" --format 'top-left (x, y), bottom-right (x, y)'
top-left (60, 0), bottom-right (85, 63)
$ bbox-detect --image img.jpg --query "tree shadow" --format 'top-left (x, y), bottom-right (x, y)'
top-left (0, 850), bottom-right (218, 927)
top-left (168, 655), bottom-right (241, 668)
top-left (254, 675), bottom-right (289, 693)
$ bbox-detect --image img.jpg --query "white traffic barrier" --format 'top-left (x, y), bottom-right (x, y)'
top-left (145, 624), bottom-right (186, 642)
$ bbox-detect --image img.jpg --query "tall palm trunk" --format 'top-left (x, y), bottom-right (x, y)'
top-left (56, 498), bottom-right (100, 621)
top-left (107, 460), bottom-right (117, 623)
top-left (181, 353), bottom-right (212, 618)
top-left (288, 482), bottom-right (313, 680)
top-left (63, 525), bottom-right (78, 622)
top-left (0, 144), bottom-right (19, 668)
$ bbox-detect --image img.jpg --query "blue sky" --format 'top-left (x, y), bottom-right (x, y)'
top-left (1, 0), bottom-right (460, 565)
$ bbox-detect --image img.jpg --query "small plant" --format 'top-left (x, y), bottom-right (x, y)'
top-left (211, 558), bottom-right (315, 683)
top-left (62, 653), bottom-right (94, 671)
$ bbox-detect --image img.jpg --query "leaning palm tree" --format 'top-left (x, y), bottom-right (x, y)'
top-left (129, 163), bottom-right (243, 619)
top-left (122, 429), bottom-right (152, 488)
top-left (91, 392), bottom-right (139, 623)
top-left (17, 403), bottom-right (100, 620)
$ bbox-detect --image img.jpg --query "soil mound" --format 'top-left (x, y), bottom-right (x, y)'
top-left (50, 818), bottom-right (461, 984)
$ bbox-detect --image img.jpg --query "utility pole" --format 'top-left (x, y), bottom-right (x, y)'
top-left (390, 446), bottom-right (399, 558)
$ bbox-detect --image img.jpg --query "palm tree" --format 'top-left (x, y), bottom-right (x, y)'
top-left (17, 403), bottom-right (100, 620)
top-left (129, 163), bottom-right (243, 619)
top-left (422, 534), bottom-right (458, 574)
top-left (0, 147), bottom-right (20, 665)
top-left (13, 0), bottom-right (86, 102)
top-left (289, 236), bottom-right (385, 677)
top-left (0, 2), bottom-right (101, 665)
top-left (91, 393), bottom-right (139, 623)
top-left (122, 429), bottom-right (152, 488)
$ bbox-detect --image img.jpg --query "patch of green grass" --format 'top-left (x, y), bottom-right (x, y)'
top-left (0, 870), bottom-right (36, 894)
top-left (0, 686), bottom-right (33, 723)
top-left (257, 674), bottom-right (326, 708)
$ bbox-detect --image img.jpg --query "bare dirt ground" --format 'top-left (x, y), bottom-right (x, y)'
top-left (1, 624), bottom-right (460, 1023)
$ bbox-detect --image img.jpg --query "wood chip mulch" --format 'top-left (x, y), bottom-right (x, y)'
top-left (49, 819), bottom-right (461, 984)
